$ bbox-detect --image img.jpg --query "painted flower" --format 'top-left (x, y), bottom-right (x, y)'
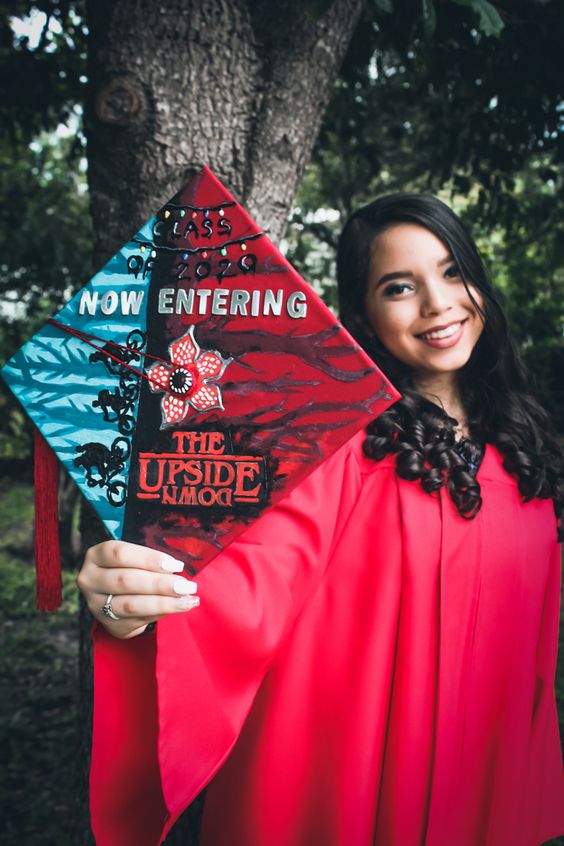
top-left (146, 326), bottom-right (231, 427)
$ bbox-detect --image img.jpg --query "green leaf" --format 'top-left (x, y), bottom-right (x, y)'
top-left (422, 0), bottom-right (437, 37)
top-left (375, 0), bottom-right (394, 12)
top-left (451, 0), bottom-right (504, 37)
top-left (470, 0), bottom-right (504, 36)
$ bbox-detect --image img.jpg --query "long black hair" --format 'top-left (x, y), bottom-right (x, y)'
top-left (337, 193), bottom-right (563, 537)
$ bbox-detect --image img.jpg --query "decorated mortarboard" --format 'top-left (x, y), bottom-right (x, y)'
top-left (1, 166), bottom-right (399, 610)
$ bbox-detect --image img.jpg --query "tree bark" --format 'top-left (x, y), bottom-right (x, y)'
top-left (85, 0), bottom-right (365, 261)
top-left (79, 0), bottom-right (364, 841)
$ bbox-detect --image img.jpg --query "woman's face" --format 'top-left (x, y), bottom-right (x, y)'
top-left (365, 223), bottom-right (485, 381)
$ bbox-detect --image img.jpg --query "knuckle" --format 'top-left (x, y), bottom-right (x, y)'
top-left (115, 570), bottom-right (129, 592)
top-left (83, 543), bottom-right (98, 563)
top-left (111, 543), bottom-right (128, 567)
top-left (122, 599), bottom-right (136, 616)
top-left (90, 540), bottom-right (113, 561)
top-left (156, 575), bottom-right (170, 594)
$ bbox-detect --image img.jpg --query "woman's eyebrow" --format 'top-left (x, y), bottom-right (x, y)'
top-left (374, 254), bottom-right (454, 288)
top-left (375, 253), bottom-right (454, 288)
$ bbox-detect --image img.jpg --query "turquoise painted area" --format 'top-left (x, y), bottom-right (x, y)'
top-left (1, 216), bottom-right (156, 538)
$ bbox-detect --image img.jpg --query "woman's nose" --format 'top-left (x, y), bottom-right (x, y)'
top-left (420, 278), bottom-right (453, 317)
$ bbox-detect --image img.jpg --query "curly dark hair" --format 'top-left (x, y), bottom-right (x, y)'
top-left (336, 192), bottom-right (563, 539)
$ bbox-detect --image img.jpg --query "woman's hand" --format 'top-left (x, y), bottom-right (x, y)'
top-left (77, 540), bottom-right (200, 639)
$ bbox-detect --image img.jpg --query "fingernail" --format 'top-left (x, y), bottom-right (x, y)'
top-left (161, 557), bottom-right (184, 573)
top-left (177, 595), bottom-right (200, 609)
top-left (173, 577), bottom-right (198, 595)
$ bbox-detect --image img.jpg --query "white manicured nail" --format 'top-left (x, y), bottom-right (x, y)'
top-left (161, 558), bottom-right (184, 573)
top-left (177, 595), bottom-right (200, 609)
top-left (173, 578), bottom-right (198, 595)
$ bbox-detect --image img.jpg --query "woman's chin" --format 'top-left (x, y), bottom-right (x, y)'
top-left (411, 350), bottom-right (475, 381)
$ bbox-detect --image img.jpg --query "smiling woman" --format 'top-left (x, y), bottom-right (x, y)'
top-left (338, 192), bottom-right (564, 514)
top-left (77, 193), bottom-right (564, 846)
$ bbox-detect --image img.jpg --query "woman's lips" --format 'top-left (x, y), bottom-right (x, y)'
top-left (416, 319), bottom-right (468, 349)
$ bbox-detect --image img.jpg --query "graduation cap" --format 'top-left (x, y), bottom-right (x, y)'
top-left (1, 166), bottom-right (399, 610)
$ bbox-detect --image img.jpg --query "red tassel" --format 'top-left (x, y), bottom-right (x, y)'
top-left (34, 427), bottom-right (62, 611)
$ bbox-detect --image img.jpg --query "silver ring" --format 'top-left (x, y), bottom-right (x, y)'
top-left (101, 593), bottom-right (122, 621)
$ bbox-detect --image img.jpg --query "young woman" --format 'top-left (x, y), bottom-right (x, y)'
top-left (78, 194), bottom-right (564, 846)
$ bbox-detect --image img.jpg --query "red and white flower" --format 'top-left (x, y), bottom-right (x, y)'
top-left (146, 326), bottom-right (231, 427)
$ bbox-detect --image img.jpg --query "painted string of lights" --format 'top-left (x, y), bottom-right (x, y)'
top-left (128, 200), bottom-right (264, 282)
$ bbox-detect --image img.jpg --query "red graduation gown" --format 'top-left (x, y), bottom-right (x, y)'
top-left (90, 431), bottom-right (564, 845)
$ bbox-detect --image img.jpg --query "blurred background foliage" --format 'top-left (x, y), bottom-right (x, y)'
top-left (0, 0), bottom-right (563, 843)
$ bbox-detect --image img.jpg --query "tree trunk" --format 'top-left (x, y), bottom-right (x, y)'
top-left (85, 0), bottom-right (365, 261)
top-left (76, 503), bottom-right (107, 846)
top-left (79, 0), bottom-right (364, 841)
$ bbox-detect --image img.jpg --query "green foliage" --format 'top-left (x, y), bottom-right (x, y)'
top-left (0, 132), bottom-right (93, 460)
top-left (0, 0), bottom-right (87, 146)
top-left (0, 479), bottom-right (81, 845)
top-left (421, 0), bottom-right (437, 37)
top-left (332, 0), bottom-right (564, 214)
top-left (464, 157), bottom-right (564, 423)
top-left (451, 0), bottom-right (504, 36)
top-left (0, 133), bottom-right (93, 325)
top-left (0, 547), bottom-right (79, 617)
top-left (0, 559), bottom-right (81, 846)
top-left (0, 478), bottom-right (34, 555)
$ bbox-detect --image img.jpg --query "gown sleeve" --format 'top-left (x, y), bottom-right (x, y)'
top-left (90, 437), bottom-right (362, 846)
top-left (527, 540), bottom-right (564, 844)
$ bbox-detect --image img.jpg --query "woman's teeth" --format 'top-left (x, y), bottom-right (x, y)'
top-left (419, 321), bottom-right (463, 340)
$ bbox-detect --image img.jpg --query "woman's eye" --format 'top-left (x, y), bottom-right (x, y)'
top-left (383, 282), bottom-right (412, 297)
top-left (444, 264), bottom-right (461, 279)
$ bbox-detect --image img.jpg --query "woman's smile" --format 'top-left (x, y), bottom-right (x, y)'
top-left (416, 317), bottom-right (468, 347)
